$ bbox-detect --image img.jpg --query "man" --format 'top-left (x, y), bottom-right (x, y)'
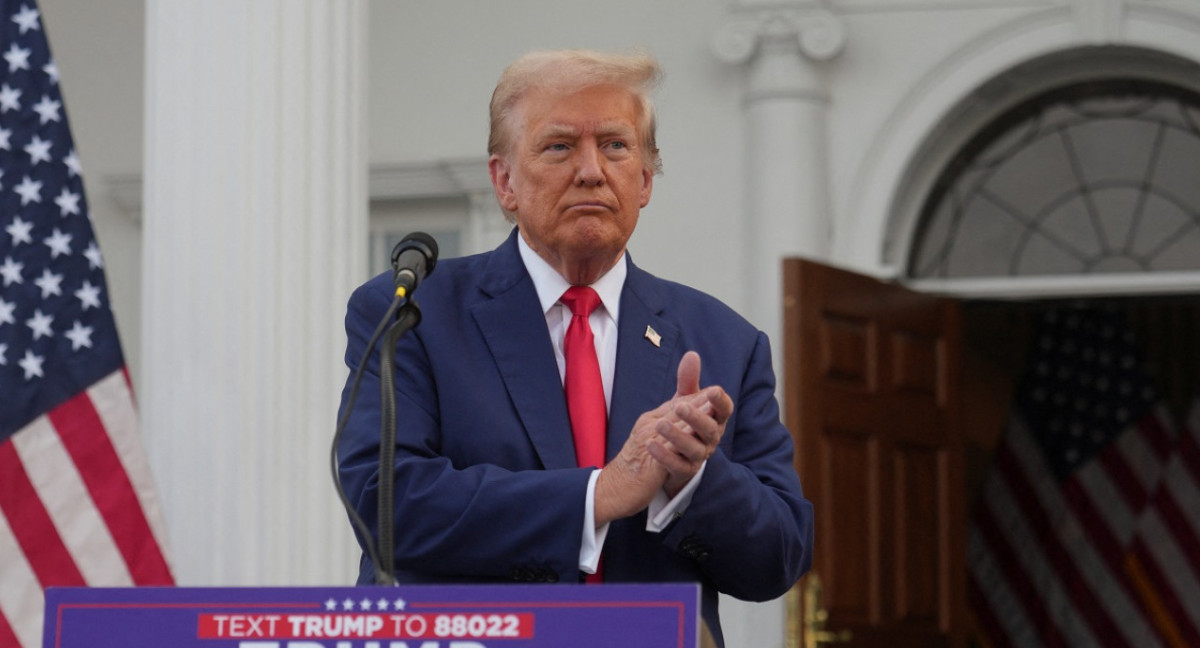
top-left (337, 49), bottom-right (813, 647)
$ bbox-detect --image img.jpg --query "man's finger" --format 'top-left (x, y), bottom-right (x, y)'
top-left (704, 386), bottom-right (734, 425)
top-left (656, 416), bottom-right (709, 462)
top-left (647, 435), bottom-right (690, 473)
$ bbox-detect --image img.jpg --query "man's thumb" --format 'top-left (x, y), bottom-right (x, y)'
top-left (676, 351), bottom-right (701, 396)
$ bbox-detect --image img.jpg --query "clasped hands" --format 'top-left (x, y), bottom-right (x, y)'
top-left (594, 351), bottom-right (733, 526)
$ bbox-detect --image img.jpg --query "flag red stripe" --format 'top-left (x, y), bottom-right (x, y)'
top-left (1097, 442), bottom-right (1149, 512)
top-left (1128, 537), bottom-right (1200, 645)
top-left (1122, 534), bottom-right (1189, 647)
top-left (1066, 433), bottom-right (1172, 631)
top-left (968, 571), bottom-right (1015, 648)
top-left (1151, 487), bottom-right (1200, 586)
top-left (1060, 475), bottom-right (1129, 577)
top-left (995, 442), bottom-right (1124, 647)
top-left (0, 610), bottom-right (22, 648)
top-left (1138, 414), bottom-right (1176, 464)
top-left (1178, 430), bottom-right (1200, 498)
top-left (0, 609), bottom-right (21, 648)
top-left (47, 393), bottom-right (172, 585)
top-left (0, 442), bottom-right (86, 588)
top-left (974, 498), bottom-right (1068, 648)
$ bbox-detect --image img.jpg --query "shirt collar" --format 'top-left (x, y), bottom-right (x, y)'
top-left (517, 231), bottom-right (625, 322)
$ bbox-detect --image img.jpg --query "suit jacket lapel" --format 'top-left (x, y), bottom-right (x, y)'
top-left (472, 231), bottom-right (578, 470)
top-left (472, 237), bottom-right (681, 468)
top-left (607, 258), bottom-right (680, 460)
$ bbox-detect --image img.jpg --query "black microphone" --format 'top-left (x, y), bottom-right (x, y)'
top-left (390, 232), bottom-right (438, 299)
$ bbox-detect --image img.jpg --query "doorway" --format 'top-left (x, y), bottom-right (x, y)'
top-left (784, 259), bottom-right (1200, 648)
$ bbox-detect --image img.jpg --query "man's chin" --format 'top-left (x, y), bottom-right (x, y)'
top-left (567, 230), bottom-right (628, 259)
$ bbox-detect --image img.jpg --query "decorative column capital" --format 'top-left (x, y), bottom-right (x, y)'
top-left (712, 7), bottom-right (846, 65)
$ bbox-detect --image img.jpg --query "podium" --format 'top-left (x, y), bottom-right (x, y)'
top-left (43, 583), bottom-right (699, 648)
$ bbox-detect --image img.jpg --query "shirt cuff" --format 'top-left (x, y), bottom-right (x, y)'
top-left (646, 460), bottom-right (707, 533)
top-left (579, 468), bottom-right (609, 574)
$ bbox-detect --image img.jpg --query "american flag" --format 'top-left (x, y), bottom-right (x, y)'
top-left (0, 2), bottom-right (172, 646)
top-left (1124, 400), bottom-right (1200, 646)
top-left (968, 307), bottom-right (1175, 647)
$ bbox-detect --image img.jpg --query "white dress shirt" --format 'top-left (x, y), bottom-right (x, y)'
top-left (517, 235), bottom-right (705, 575)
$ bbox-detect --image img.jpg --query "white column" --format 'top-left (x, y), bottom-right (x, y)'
top-left (713, 7), bottom-right (845, 341)
top-left (142, 0), bottom-right (368, 586)
top-left (712, 8), bottom-right (844, 648)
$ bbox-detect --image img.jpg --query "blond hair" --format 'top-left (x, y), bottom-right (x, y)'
top-left (487, 49), bottom-right (664, 175)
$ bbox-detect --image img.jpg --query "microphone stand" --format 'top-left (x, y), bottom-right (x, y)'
top-left (331, 231), bottom-right (437, 588)
top-left (375, 300), bottom-right (422, 584)
top-left (328, 294), bottom-right (422, 587)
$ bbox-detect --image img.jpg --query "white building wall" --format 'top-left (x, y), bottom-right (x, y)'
top-left (36, 1), bottom-right (1200, 646)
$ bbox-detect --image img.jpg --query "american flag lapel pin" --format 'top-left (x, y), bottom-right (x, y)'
top-left (644, 325), bottom-right (662, 348)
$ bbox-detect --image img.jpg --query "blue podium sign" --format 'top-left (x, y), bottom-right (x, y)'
top-left (43, 584), bottom-right (699, 648)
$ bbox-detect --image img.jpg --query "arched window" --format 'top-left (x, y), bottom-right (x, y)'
top-left (909, 79), bottom-right (1200, 283)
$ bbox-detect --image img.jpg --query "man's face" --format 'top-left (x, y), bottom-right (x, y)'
top-left (489, 84), bottom-right (654, 283)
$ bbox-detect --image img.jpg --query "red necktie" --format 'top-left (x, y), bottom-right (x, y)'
top-left (560, 286), bottom-right (607, 469)
top-left (561, 286), bottom-right (607, 584)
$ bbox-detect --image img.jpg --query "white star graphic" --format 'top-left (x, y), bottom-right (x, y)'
top-left (0, 297), bottom-right (14, 326)
top-left (342, 598), bottom-right (355, 611)
top-left (3, 43), bottom-right (30, 73)
top-left (26, 308), bottom-right (54, 340)
top-left (63, 149), bottom-right (81, 177)
top-left (0, 83), bottom-right (21, 113)
top-left (324, 598), bottom-right (338, 611)
top-left (65, 320), bottom-right (93, 350)
top-left (34, 268), bottom-right (63, 298)
top-left (0, 127), bottom-right (10, 150)
top-left (32, 95), bottom-right (61, 125)
top-left (43, 228), bottom-right (72, 258)
top-left (0, 343), bottom-right (7, 366)
top-left (393, 598), bottom-right (407, 611)
top-left (25, 134), bottom-right (52, 165)
top-left (19, 349), bottom-right (44, 380)
top-left (12, 5), bottom-right (40, 34)
top-left (55, 186), bottom-right (80, 216)
top-left (15, 175), bottom-right (42, 205)
top-left (75, 279), bottom-right (101, 310)
top-left (43, 60), bottom-right (58, 85)
top-left (84, 241), bottom-right (103, 269)
top-left (1, 256), bottom-right (23, 286)
top-left (377, 597), bottom-right (390, 611)
top-left (359, 598), bottom-right (373, 611)
top-left (6, 216), bottom-right (33, 245)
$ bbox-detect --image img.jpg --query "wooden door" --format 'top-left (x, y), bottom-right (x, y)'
top-left (783, 259), bottom-right (965, 648)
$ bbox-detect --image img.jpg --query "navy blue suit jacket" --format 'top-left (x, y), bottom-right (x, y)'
top-left (337, 230), bottom-right (813, 645)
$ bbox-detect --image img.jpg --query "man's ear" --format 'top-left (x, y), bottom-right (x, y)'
top-left (639, 166), bottom-right (654, 208)
top-left (488, 155), bottom-right (519, 212)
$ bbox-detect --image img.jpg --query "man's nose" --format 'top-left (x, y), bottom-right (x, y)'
top-left (575, 142), bottom-right (605, 186)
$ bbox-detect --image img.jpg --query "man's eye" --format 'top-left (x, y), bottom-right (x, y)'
top-left (546, 143), bottom-right (568, 152)
top-left (608, 141), bottom-right (627, 150)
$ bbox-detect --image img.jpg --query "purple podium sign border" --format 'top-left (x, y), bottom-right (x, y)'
top-left (43, 583), bottom-right (700, 648)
